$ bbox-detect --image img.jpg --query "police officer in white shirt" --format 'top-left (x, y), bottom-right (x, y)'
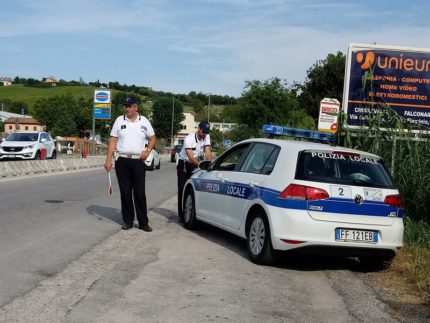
top-left (105, 97), bottom-right (157, 232)
top-left (177, 121), bottom-right (212, 219)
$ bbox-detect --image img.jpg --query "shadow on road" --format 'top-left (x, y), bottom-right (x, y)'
top-left (152, 207), bottom-right (362, 272)
top-left (86, 205), bottom-right (123, 225)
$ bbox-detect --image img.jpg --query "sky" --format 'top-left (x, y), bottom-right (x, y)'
top-left (1, 0), bottom-right (430, 97)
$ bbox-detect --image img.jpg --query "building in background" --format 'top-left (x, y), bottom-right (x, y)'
top-left (172, 112), bottom-right (237, 146)
top-left (4, 117), bottom-right (44, 133)
top-left (173, 112), bottom-right (198, 146)
top-left (43, 77), bottom-right (57, 87)
top-left (210, 122), bottom-right (236, 133)
top-left (0, 77), bottom-right (12, 86)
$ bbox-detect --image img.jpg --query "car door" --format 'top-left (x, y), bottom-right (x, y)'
top-left (41, 133), bottom-right (54, 156)
top-left (222, 143), bottom-right (280, 229)
top-left (194, 143), bottom-right (252, 224)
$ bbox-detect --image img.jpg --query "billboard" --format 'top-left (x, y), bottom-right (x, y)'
top-left (342, 43), bottom-right (430, 130)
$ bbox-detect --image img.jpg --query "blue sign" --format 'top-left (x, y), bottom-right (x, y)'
top-left (93, 107), bottom-right (111, 119)
top-left (223, 139), bottom-right (232, 147)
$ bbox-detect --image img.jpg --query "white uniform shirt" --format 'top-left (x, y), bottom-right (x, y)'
top-left (110, 114), bottom-right (155, 154)
top-left (178, 132), bottom-right (211, 162)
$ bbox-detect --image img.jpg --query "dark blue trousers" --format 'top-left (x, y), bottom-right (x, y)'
top-left (115, 157), bottom-right (148, 227)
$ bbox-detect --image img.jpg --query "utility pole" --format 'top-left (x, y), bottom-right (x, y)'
top-left (208, 93), bottom-right (211, 123)
top-left (171, 97), bottom-right (175, 147)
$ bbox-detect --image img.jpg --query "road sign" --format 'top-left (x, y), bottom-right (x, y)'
top-left (223, 139), bottom-right (232, 147)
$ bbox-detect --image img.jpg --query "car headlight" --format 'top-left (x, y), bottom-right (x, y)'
top-left (24, 144), bottom-right (35, 149)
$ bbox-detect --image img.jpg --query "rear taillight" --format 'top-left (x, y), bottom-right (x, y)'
top-left (279, 184), bottom-right (329, 201)
top-left (384, 194), bottom-right (403, 208)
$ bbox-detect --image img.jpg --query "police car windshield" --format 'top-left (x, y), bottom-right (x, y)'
top-left (295, 151), bottom-right (395, 188)
top-left (6, 133), bottom-right (39, 142)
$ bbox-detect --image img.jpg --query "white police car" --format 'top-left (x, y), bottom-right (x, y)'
top-left (182, 125), bottom-right (404, 267)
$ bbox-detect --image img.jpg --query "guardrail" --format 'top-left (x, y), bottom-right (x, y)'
top-left (0, 156), bottom-right (107, 178)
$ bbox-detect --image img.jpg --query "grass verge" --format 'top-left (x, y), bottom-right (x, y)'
top-left (390, 218), bottom-right (430, 304)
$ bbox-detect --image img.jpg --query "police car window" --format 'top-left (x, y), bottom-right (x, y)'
top-left (240, 143), bottom-right (279, 174)
top-left (295, 151), bottom-right (394, 188)
top-left (213, 144), bottom-right (251, 171)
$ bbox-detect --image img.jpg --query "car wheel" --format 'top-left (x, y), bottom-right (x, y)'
top-left (51, 150), bottom-right (57, 159)
top-left (147, 159), bottom-right (154, 171)
top-left (247, 210), bottom-right (276, 265)
top-left (34, 151), bottom-right (41, 160)
top-left (156, 159), bottom-right (161, 169)
top-left (183, 188), bottom-right (199, 229)
top-left (359, 256), bottom-right (394, 271)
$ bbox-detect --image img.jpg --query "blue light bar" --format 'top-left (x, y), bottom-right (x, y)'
top-left (263, 124), bottom-right (335, 143)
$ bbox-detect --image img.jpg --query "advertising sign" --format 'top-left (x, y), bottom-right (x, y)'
top-left (94, 90), bottom-right (111, 104)
top-left (318, 98), bottom-right (340, 133)
top-left (342, 43), bottom-right (430, 130)
top-left (93, 90), bottom-right (111, 119)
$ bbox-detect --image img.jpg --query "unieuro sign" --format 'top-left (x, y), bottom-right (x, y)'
top-left (342, 43), bottom-right (430, 131)
top-left (94, 90), bottom-right (111, 104)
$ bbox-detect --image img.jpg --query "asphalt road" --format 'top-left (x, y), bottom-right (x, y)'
top-left (0, 160), bottom-right (178, 308)
top-left (0, 160), bottom-right (424, 322)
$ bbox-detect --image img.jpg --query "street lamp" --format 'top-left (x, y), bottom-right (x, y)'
top-left (171, 97), bottom-right (175, 147)
top-left (208, 93), bottom-right (211, 123)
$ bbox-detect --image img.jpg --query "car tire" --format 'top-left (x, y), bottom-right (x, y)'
top-left (51, 150), bottom-right (57, 159)
top-left (246, 210), bottom-right (276, 265)
top-left (359, 255), bottom-right (394, 271)
top-left (34, 151), bottom-right (41, 160)
top-left (147, 159), bottom-right (154, 171)
top-left (183, 188), bottom-right (199, 229)
top-left (156, 159), bottom-right (161, 169)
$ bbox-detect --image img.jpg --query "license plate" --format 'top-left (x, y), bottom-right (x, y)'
top-left (335, 228), bottom-right (378, 243)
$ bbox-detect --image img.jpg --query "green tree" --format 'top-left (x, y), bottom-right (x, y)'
top-left (32, 93), bottom-right (91, 137)
top-left (238, 78), bottom-right (300, 136)
top-left (9, 101), bottom-right (29, 115)
top-left (151, 97), bottom-right (184, 139)
top-left (296, 51), bottom-right (345, 120)
top-left (209, 128), bottom-right (223, 151)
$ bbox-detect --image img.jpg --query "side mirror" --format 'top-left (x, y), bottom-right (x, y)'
top-left (1, 138), bottom-right (5, 142)
top-left (198, 160), bottom-right (211, 171)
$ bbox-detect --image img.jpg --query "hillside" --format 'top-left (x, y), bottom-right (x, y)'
top-left (0, 84), bottom-right (230, 122)
top-left (0, 85), bottom-right (119, 111)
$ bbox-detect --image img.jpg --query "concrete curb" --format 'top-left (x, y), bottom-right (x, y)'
top-left (0, 154), bottom-right (170, 178)
top-left (0, 156), bottom-right (107, 178)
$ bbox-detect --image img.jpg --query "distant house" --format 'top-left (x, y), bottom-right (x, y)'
top-left (210, 122), bottom-right (236, 133)
top-left (4, 117), bottom-right (45, 133)
top-left (43, 77), bottom-right (57, 86)
top-left (0, 111), bottom-right (31, 123)
top-left (0, 77), bottom-right (12, 86)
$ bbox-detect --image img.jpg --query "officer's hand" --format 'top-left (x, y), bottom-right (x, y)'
top-left (105, 159), bottom-right (112, 173)
top-left (140, 150), bottom-right (150, 160)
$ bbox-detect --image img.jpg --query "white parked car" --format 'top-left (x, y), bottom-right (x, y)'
top-left (0, 131), bottom-right (56, 160)
top-left (182, 125), bottom-right (404, 268)
top-left (144, 148), bottom-right (161, 170)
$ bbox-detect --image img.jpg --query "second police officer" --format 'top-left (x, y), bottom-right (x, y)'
top-left (176, 121), bottom-right (212, 219)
